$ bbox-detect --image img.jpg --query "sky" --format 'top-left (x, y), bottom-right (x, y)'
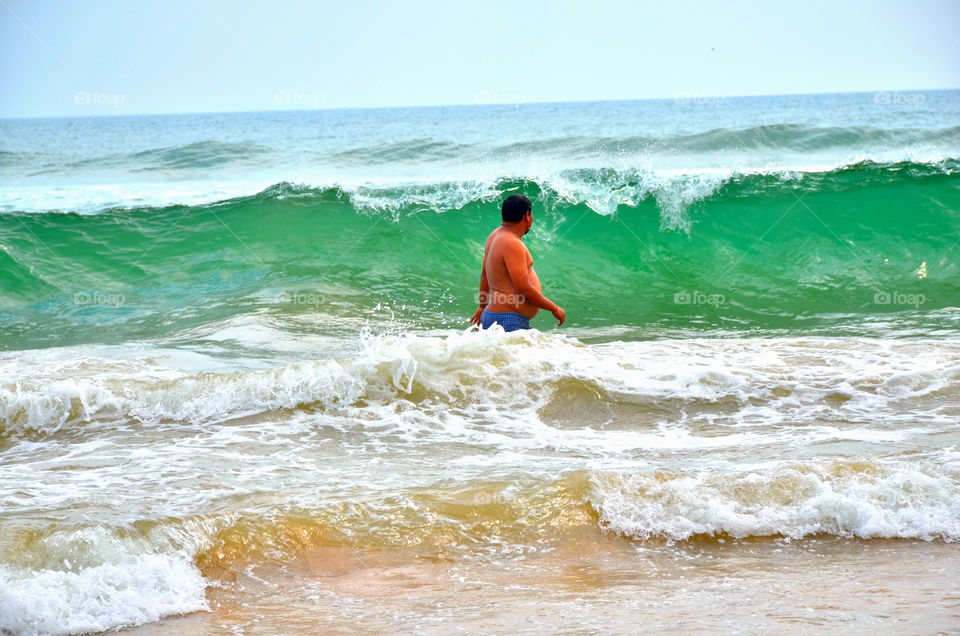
top-left (1, 0), bottom-right (958, 118)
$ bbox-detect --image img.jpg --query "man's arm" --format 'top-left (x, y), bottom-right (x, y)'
top-left (503, 240), bottom-right (565, 325)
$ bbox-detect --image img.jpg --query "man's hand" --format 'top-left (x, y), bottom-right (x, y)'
top-left (551, 305), bottom-right (566, 326)
top-left (469, 306), bottom-right (484, 328)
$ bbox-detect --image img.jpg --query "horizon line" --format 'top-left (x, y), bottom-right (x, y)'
top-left (2, 86), bottom-right (957, 122)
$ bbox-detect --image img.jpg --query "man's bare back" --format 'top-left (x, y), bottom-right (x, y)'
top-left (469, 195), bottom-right (565, 330)
top-left (482, 227), bottom-right (543, 318)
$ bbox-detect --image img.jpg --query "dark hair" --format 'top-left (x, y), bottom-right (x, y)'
top-left (501, 194), bottom-right (532, 223)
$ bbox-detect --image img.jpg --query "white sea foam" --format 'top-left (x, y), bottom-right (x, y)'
top-left (589, 463), bottom-right (960, 541)
top-left (0, 553), bottom-right (207, 635)
top-left (1, 150), bottom-right (951, 218)
top-left (0, 358), bottom-right (366, 436)
top-left (2, 330), bottom-right (958, 441)
top-left (0, 180), bottom-right (275, 215)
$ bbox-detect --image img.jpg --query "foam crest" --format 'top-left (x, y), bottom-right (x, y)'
top-left (0, 358), bottom-right (367, 437)
top-left (2, 158), bottom-right (955, 220)
top-left (0, 554), bottom-right (207, 635)
top-left (589, 463), bottom-right (960, 541)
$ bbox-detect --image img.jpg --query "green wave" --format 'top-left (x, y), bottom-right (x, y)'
top-left (0, 161), bottom-right (957, 349)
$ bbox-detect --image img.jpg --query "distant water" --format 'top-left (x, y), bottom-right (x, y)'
top-left (1, 92), bottom-right (959, 634)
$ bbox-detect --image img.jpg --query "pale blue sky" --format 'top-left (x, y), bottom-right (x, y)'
top-left (1, 0), bottom-right (958, 118)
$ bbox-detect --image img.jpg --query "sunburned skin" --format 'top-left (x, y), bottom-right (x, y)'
top-left (469, 208), bottom-right (565, 327)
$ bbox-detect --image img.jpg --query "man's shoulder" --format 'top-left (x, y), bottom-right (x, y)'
top-left (494, 232), bottom-right (525, 250)
top-left (488, 228), bottom-right (512, 245)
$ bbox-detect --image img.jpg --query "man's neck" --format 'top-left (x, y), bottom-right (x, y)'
top-left (500, 222), bottom-right (526, 237)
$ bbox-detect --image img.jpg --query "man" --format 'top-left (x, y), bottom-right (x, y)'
top-left (470, 194), bottom-right (565, 331)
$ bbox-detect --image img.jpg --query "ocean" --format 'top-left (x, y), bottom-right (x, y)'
top-left (1, 91), bottom-right (959, 634)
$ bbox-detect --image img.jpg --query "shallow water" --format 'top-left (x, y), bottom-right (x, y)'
top-left (122, 538), bottom-right (960, 635)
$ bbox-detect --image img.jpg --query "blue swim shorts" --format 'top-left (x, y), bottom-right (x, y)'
top-left (480, 309), bottom-right (531, 332)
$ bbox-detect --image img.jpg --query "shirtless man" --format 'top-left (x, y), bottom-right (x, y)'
top-left (469, 194), bottom-right (565, 331)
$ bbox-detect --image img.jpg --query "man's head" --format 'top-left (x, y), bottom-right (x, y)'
top-left (502, 194), bottom-right (533, 234)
